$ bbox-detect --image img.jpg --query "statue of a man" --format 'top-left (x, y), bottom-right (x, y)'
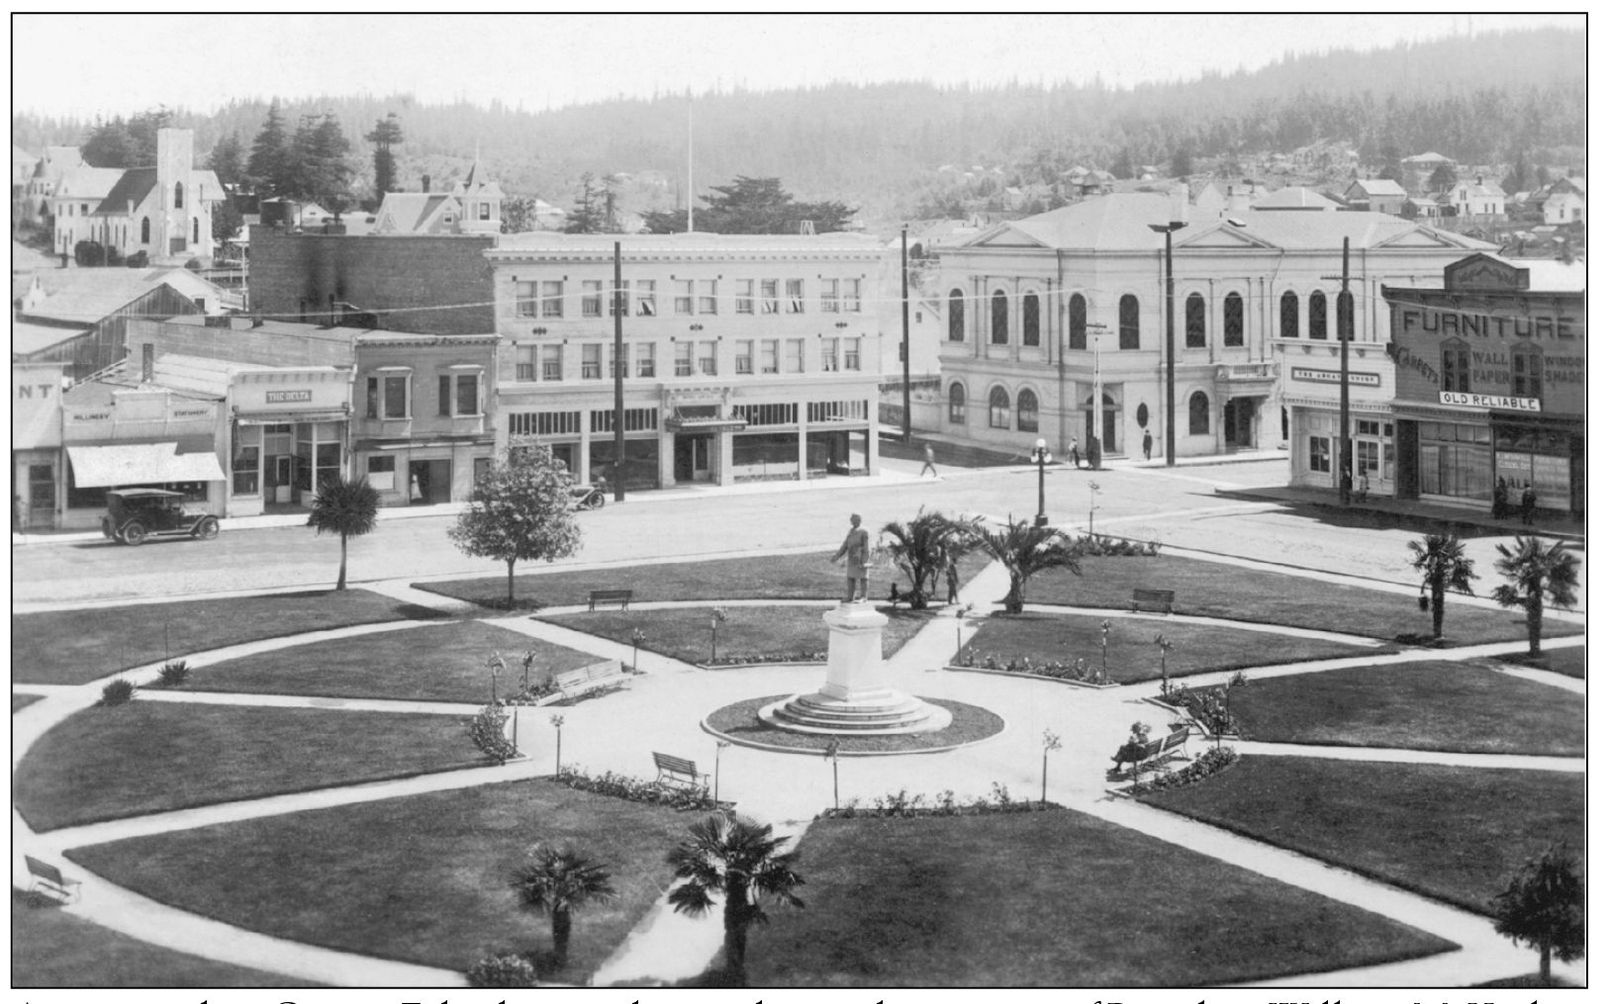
top-left (832, 513), bottom-right (870, 603)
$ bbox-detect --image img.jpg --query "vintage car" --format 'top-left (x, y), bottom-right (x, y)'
top-left (100, 488), bottom-right (220, 545)
top-left (569, 482), bottom-right (606, 510)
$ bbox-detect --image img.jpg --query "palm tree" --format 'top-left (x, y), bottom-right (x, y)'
top-left (1406, 533), bottom-right (1477, 641)
top-left (511, 843), bottom-right (616, 972)
top-left (305, 476), bottom-right (379, 590)
top-left (1493, 535), bottom-right (1579, 657)
top-left (666, 815), bottom-right (804, 986)
top-left (879, 509), bottom-right (977, 609)
top-left (967, 517), bottom-right (1083, 614)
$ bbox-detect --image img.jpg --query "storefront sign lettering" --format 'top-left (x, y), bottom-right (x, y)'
top-left (266, 390), bottom-right (312, 403)
top-left (1289, 367), bottom-right (1381, 387)
top-left (171, 408), bottom-right (213, 418)
top-left (67, 411), bottom-right (112, 422)
top-left (1543, 355), bottom-right (1585, 385)
top-left (15, 383), bottom-right (55, 400)
top-left (1400, 308), bottom-right (1577, 341)
top-left (1384, 341), bottom-right (1438, 384)
top-left (1437, 391), bottom-right (1540, 412)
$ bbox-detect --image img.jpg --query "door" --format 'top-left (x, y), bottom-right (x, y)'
top-left (1084, 394), bottom-right (1116, 454)
top-left (673, 435), bottom-right (713, 483)
top-left (273, 456), bottom-right (293, 504)
top-left (408, 460), bottom-right (450, 504)
top-left (1223, 399), bottom-right (1255, 449)
top-left (27, 464), bottom-right (54, 530)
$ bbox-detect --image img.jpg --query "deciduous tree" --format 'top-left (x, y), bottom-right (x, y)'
top-left (448, 439), bottom-right (582, 608)
top-left (1491, 842), bottom-right (1584, 984)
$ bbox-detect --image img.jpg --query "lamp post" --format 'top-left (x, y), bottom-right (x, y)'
top-left (1148, 220), bottom-right (1187, 467)
top-left (1030, 438), bottom-right (1051, 527)
top-left (1040, 729), bottom-right (1063, 807)
top-left (1087, 480), bottom-right (1101, 536)
top-left (549, 714), bottom-right (564, 775)
top-left (824, 737), bottom-right (840, 810)
top-left (714, 739), bottom-right (730, 804)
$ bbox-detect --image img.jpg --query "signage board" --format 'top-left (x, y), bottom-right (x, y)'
top-left (1289, 367), bottom-right (1381, 387)
top-left (266, 390), bottom-right (313, 404)
top-left (1437, 391), bottom-right (1541, 412)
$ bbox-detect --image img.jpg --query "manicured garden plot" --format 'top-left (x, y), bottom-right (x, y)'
top-left (958, 613), bottom-right (1366, 683)
top-left (15, 703), bottom-right (483, 832)
top-left (1141, 756), bottom-right (1584, 915)
top-left (1227, 661), bottom-right (1584, 754)
top-left (744, 810), bottom-right (1455, 987)
top-left (10, 890), bottom-right (322, 988)
top-left (1498, 646), bottom-right (1584, 679)
top-left (12, 589), bottom-right (443, 685)
top-left (179, 620), bottom-right (597, 702)
top-left (416, 550), bottom-right (992, 610)
top-left (13, 694), bottom-right (43, 713)
top-left (1027, 555), bottom-right (1574, 644)
top-left (68, 779), bottom-right (692, 980)
top-left (543, 605), bottom-right (932, 665)
top-left (706, 695), bottom-right (1003, 753)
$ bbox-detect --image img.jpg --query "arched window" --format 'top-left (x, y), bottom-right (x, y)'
top-left (1337, 290), bottom-right (1354, 342)
top-left (1441, 339), bottom-right (1471, 392)
top-left (1118, 294), bottom-right (1140, 349)
top-left (140, 217), bottom-right (150, 243)
top-left (174, 181), bottom-right (184, 208)
top-left (948, 382), bottom-right (966, 424)
top-left (1017, 389), bottom-right (1039, 432)
top-left (192, 218), bottom-right (200, 245)
top-left (1511, 344), bottom-right (1543, 401)
top-left (1188, 391), bottom-right (1210, 435)
top-left (1223, 292), bottom-right (1244, 347)
top-left (990, 291), bottom-right (1009, 344)
top-left (1068, 293), bottom-right (1087, 350)
top-left (1308, 291), bottom-right (1328, 340)
top-left (1280, 291), bottom-right (1300, 338)
top-left (948, 289), bottom-right (965, 342)
top-left (1184, 292), bottom-right (1206, 348)
top-left (1021, 293), bottom-right (1040, 347)
top-left (988, 386), bottom-right (1011, 428)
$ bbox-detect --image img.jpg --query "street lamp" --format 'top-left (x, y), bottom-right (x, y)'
top-left (1148, 220), bottom-right (1187, 467)
top-left (1030, 438), bottom-right (1052, 527)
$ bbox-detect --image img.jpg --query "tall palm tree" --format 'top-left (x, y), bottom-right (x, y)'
top-left (1493, 535), bottom-right (1580, 656)
top-left (879, 509), bottom-right (978, 609)
top-left (968, 517), bottom-right (1082, 614)
top-left (666, 815), bottom-right (804, 986)
top-left (1406, 533), bottom-right (1477, 641)
top-left (305, 476), bottom-right (379, 590)
top-left (511, 843), bottom-right (616, 971)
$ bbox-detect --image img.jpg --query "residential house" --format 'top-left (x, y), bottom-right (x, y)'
top-left (1541, 176), bottom-right (1585, 226)
top-left (49, 165), bottom-right (126, 256)
top-left (1342, 178), bottom-right (1408, 215)
top-left (1442, 177), bottom-right (1506, 223)
top-left (371, 160), bottom-right (504, 236)
top-left (22, 145), bottom-right (83, 223)
top-left (78, 129), bottom-right (225, 265)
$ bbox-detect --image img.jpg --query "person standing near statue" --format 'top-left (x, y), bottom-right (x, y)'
top-left (832, 513), bottom-right (871, 603)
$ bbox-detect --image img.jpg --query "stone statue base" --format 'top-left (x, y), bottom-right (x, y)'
top-left (759, 603), bottom-right (951, 735)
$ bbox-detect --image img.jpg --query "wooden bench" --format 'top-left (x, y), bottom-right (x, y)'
top-left (552, 659), bottom-right (628, 703)
top-left (24, 855), bottom-right (81, 906)
top-left (1131, 588), bottom-right (1175, 614)
top-left (1111, 727), bottom-right (1190, 778)
top-left (652, 752), bottom-right (707, 791)
top-left (587, 588), bottom-right (633, 611)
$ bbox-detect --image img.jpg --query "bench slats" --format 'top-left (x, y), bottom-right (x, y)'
top-left (587, 589), bottom-right (633, 611)
top-left (24, 855), bottom-right (81, 905)
top-left (1131, 588), bottom-right (1175, 614)
top-left (652, 751), bottom-right (704, 790)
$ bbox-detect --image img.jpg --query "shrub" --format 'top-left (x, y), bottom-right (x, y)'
top-left (705, 650), bottom-right (826, 667)
top-left (819, 784), bottom-right (1056, 819)
top-left (1130, 746), bottom-right (1240, 795)
top-left (468, 704), bottom-right (518, 763)
top-left (553, 764), bottom-right (719, 812)
top-left (467, 953), bottom-right (537, 988)
top-left (183, 257), bottom-right (204, 271)
top-left (100, 679), bottom-right (135, 705)
top-left (952, 649), bottom-right (1110, 684)
top-left (125, 250), bottom-right (149, 268)
top-left (1074, 533), bottom-right (1161, 557)
top-left (1161, 684), bottom-right (1242, 736)
top-left (157, 660), bottom-right (190, 687)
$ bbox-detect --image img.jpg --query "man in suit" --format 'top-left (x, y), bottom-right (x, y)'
top-left (832, 513), bottom-right (871, 603)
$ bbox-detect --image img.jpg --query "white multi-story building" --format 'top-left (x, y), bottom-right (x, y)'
top-left (487, 232), bottom-right (887, 488)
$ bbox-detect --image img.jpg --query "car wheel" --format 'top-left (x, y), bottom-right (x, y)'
top-left (196, 517), bottom-right (220, 540)
top-left (122, 522), bottom-right (147, 546)
top-left (585, 493), bottom-right (604, 510)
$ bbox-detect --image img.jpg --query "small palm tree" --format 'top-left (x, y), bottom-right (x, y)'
top-left (666, 815), bottom-right (804, 986)
top-left (968, 517), bottom-right (1082, 614)
top-left (511, 843), bottom-right (616, 972)
top-left (1406, 533), bottom-right (1477, 641)
top-left (1493, 535), bottom-right (1580, 656)
top-left (879, 509), bottom-right (978, 609)
top-left (306, 476), bottom-right (379, 590)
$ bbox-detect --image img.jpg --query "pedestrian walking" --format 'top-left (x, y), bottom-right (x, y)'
top-left (1520, 482), bottom-right (1537, 525)
top-left (1142, 430), bottom-right (1153, 461)
top-left (1357, 469), bottom-right (1370, 503)
top-left (919, 442), bottom-right (938, 478)
top-left (945, 558), bottom-right (960, 605)
top-left (1068, 441), bottom-right (1081, 470)
top-left (1493, 477), bottom-right (1509, 519)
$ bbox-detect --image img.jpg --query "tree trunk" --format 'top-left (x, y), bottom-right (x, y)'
top-left (723, 882), bottom-right (749, 985)
top-left (1430, 580), bottom-right (1444, 638)
top-left (1540, 941), bottom-right (1552, 983)
top-left (1005, 573), bottom-right (1024, 614)
top-left (507, 559), bottom-right (517, 610)
top-left (1528, 590), bottom-right (1544, 656)
top-left (337, 534), bottom-right (348, 591)
top-left (552, 906), bottom-right (571, 969)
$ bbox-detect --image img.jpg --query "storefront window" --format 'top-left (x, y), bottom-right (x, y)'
top-left (1308, 436), bottom-right (1330, 472)
top-left (232, 424), bottom-right (262, 495)
top-left (1417, 421), bottom-right (1491, 501)
top-left (367, 455), bottom-right (396, 492)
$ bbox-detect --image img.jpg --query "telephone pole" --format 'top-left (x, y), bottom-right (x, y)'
top-left (612, 241), bottom-right (625, 502)
top-left (900, 225), bottom-right (911, 443)
top-left (1324, 238), bottom-right (1352, 504)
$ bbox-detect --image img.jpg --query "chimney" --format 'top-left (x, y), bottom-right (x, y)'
top-left (422, 174), bottom-right (431, 193)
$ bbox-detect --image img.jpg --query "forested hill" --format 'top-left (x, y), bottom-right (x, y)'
top-left (13, 26), bottom-right (1583, 222)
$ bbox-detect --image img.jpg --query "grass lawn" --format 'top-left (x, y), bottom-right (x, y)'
top-left (12, 589), bottom-right (446, 685)
top-left (15, 702), bottom-right (484, 832)
top-left (1497, 646), bottom-right (1585, 679)
top-left (13, 694), bottom-right (43, 713)
top-left (10, 891), bottom-right (322, 988)
top-left (1141, 756), bottom-right (1584, 915)
top-left (180, 620), bottom-right (599, 702)
top-left (68, 779), bottom-right (694, 981)
top-left (959, 613), bottom-right (1367, 683)
top-left (1026, 555), bottom-right (1575, 645)
top-left (744, 810), bottom-right (1455, 987)
top-left (416, 550), bottom-right (992, 610)
top-left (1228, 661), bottom-right (1584, 754)
top-left (543, 605), bottom-right (933, 665)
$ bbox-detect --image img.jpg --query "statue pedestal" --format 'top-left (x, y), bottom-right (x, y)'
top-left (760, 602), bottom-right (951, 735)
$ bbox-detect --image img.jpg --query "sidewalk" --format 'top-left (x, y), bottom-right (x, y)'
top-left (1217, 483), bottom-right (1584, 544)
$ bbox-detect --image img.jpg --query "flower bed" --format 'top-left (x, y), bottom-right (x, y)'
top-left (1160, 680), bottom-right (1244, 736)
top-left (700, 650), bottom-right (826, 668)
top-left (818, 783), bottom-right (1059, 819)
top-left (950, 650), bottom-right (1114, 686)
top-left (552, 764), bottom-right (719, 812)
top-left (1128, 746), bottom-right (1240, 795)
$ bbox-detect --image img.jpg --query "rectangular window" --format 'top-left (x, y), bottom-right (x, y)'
top-left (1308, 435), bottom-right (1331, 473)
top-left (438, 375), bottom-right (452, 417)
top-left (582, 280), bottom-right (603, 318)
top-left (845, 278), bottom-right (862, 312)
top-left (541, 345), bottom-right (562, 381)
top-left (821, 337), bottom-right (839, 372)
top-left (674, 279), bottom-right (694, 315)
top-left (609, 281), bottom-right (628, 317)
top-left (698, 279), bottom-right (718, 314)
top-left (820, 278), bottom-right (840, 313)
top-left (785, 338), bottom-right (805, 373)
top-left (844, 337), bottom-right (861, 371)
top-left (232, 426), bottom-right (261, 495)
top-left (635, 280), bottom-right (656, 316)
top-left (1512, 351), bottom-right (1542, 400)
top-left (591, 408), bottom-right (659, 433)
top-left (457, 373), bottom-right (478, 414)
top-left (478, 202), bottom-right (490, 221)
top-left (581, 344), bottom-right (602, 380)
top-left (635, 343), bottom-right (655, 378)
top-left (737, 279), bottom-right (755, 314)
top-left (541, 281), bottom-right (564, 318)
top-left (515, 345), bottom-right (537, 382)
top-left (675, 341), bottom-right (693, 377)
top-left (760, 339), bottom-right (779, 374)
top-left (366, 377), bottom-right (379, 418)
top-left (736, 340), bottom-right (754, 375)
top-left (698, 340), bottom-right (718, 376)
top-left (508, 411), bottom-right (581, 437)
top-left (760, 279), bottom-right (779, 314)
top-left (786, 279), bottom-right (804, 313)
top-left (384, 375), bottom-right (409, 418)
top-left (366, 455), bottom-right (395, 492)
top-left (515, 281), bottom-right (540, 317)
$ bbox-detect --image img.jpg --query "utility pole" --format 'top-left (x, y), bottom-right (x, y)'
top-left (900, 225), bottom-right (911, 443)
top-left (1325, 237), bottom-right (1352, 504)
top-left (1149, 220), bottom-right (1187, 465)
top-left (612, 241), bottom-right (625, 502)
top-left (1085, 321), bottom-right (1109, 465)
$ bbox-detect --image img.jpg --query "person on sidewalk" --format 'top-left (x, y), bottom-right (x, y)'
top-left (832, 513), bottom-right (871, 603)
top-left (1356, 469), bottom-right (1370, 503)
top-left (1142, 430), bottom-right (1153, 461)
top-left (1067, 440), bottom-right (1081, 470)
top-left (919, 442), bottom-right (938, 478)
top-left (1493, 477), bottom-right (1509, 519)
top-left (945, 558), bottom-right (960, 605)
top-left (1520, 482), bottom-right (1537, 525)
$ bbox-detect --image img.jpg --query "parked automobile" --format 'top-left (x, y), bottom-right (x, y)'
top-left (569, 483), bottom-right (606, 511)
top-left (100, 488), bottom-right (220, 545)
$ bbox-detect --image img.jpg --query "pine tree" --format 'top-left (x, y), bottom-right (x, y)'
top-left (207, 132), bottom-right (246, 189)
top-left (288, 114), bottom-right (355, 216)
top-left (564, 173), bottom-right (605, 234)
top-left (364, 113), bottom-right (403, 207)
top-left (246, 101), bottom-right (291, 196)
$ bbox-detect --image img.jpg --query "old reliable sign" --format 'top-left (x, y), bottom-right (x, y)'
top-left (1437, 391), bottom-right (1540, 412)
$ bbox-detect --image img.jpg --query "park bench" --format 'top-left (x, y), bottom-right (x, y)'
top-left (652, 752), bottom-right (707, 792)
top-left (587, 588), bottom-right (633, 611)
top-left (1131, 588), bottom-right (1175, 615)
top-left (1110, 727), bottom-right (1190, 779)
top-left (552, 659), bottom-right (628, 703)
top-left (24, 855), bottom-right (81, 906)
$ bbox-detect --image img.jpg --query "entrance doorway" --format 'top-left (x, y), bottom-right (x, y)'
top-left (1084, 393), bottom-right (1117, 454)
top-left (408, 459), bottom-right (451, 504)
top-left (1223, 398), bottom-right (1256, 449)
top-left (674, 434), bottom-right (713, 483)
top-left (27, 464), bottom-right (54, 530)
top-left (270, 455), bottom-right (294, 504)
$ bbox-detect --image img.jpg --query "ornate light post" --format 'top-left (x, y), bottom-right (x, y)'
top-left (1088, 481), bottom-right (1102, 536)
top-left (1100, 618), bottom-right (1111, 678)
top-left (1030, 437), bottom-right (1052, 527)
top-left (1148, 219), bottom-right (1186, 467)
top-left (1041, 729), bottom-right (1063, 807)
top-left (714, 739), bottom-right (730, 804)
top-left (488, 652), bottom-right (503, 703)
top-left (549, 714), bottom-right (565, 775)
top-left (708, 607), bottom-right (727, 664)
top-left (824, 737), bottom-right (841, 810)
top-left (1155, 633), bottom-right (1173, 695)
top-left (630, 628), bottom-right (645, 673)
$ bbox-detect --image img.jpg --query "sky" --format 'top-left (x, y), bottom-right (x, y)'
top-left (11, 12), bottom-right (1587, 121)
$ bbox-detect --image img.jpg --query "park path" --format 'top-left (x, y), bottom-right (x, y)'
top-left (11, 555), bottom-right (1586, 987)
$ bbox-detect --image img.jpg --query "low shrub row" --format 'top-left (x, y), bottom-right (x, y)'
top-left (1130, 746), bottom-right (1240, 795)
top-left (553, 764), bottom-right (719, 812)
top-left (1161, 680), bottom-right (1245, 736)
top-left (705, 650), bottom-right (826, 667)
top-left (818, 782), bottom-right (1059, 819)
top-left (1075, 534), bottom-right (1161, 557)
top-left (952, 650), bottom-right (1112, 685)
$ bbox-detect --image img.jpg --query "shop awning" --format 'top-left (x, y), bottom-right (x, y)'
top-left (67, 443), bottom-right (226, 487)
top-left (665, 416), bottom-right (748, 432)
